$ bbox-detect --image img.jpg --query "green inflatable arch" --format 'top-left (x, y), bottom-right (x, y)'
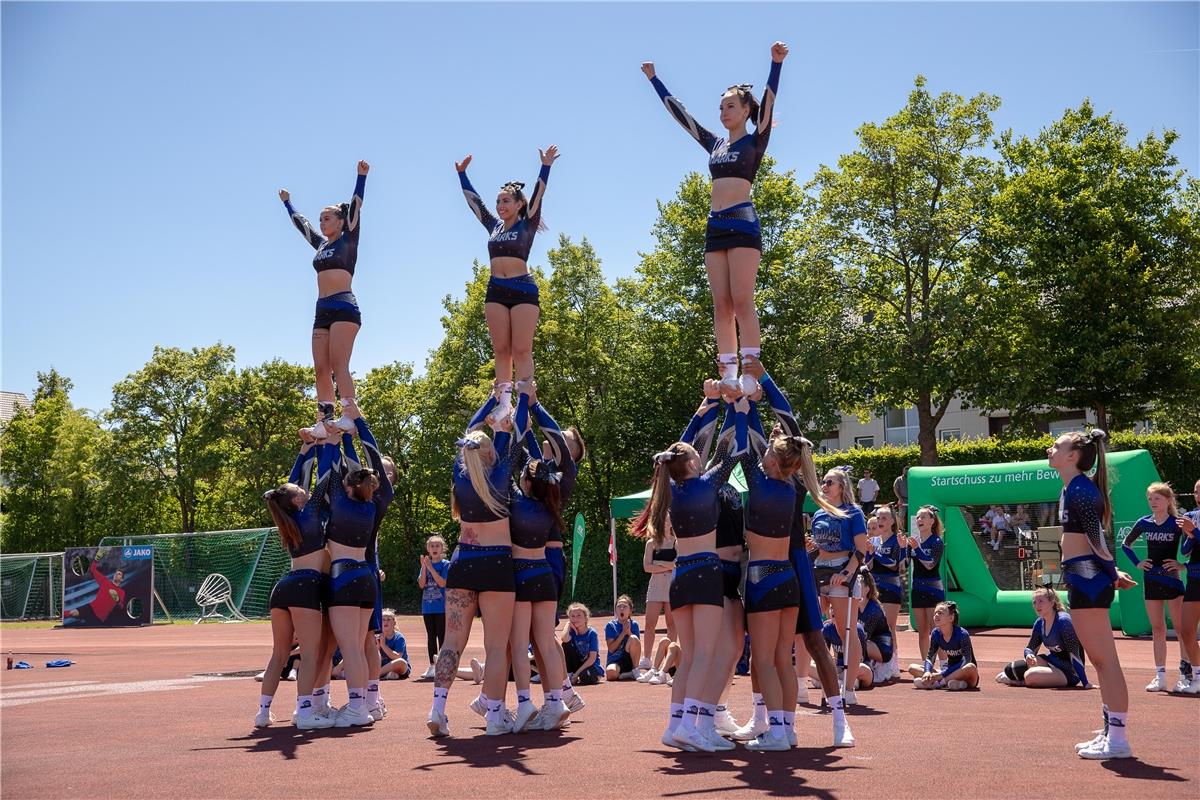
top-left (906, 450), bottom-right (1162, 635)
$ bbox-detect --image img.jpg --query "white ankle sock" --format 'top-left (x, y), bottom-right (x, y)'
top-left (258, 694), bottom-right (272, 710)
top-left (432, 687), bottom-right (448, 715)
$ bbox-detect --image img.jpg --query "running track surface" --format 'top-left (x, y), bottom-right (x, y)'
top-left (1, 618), bottom-right (1194, 799)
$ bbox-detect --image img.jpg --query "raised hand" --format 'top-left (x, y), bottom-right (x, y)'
top-left (279, 189), bottom-right (290, 203)
top-left (771, 41), bottom-right (789, 62)
top-left (703, 379), bottom-right (721, 400)
top-left (539, 145), bottom-right (560, 166)
top-left (455, 155), bottom-right (473, 172)
top-left (357, 160), bottom-right (370, 175)
top-left (640, 62), bottom-right (656, 79)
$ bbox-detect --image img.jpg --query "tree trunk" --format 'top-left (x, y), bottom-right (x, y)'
top-left (915, 391), bottom-right (939, 466)
top-left (1094, 403), bottom-right (1108, 434)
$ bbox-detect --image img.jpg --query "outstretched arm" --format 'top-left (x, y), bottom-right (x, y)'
top-left (525, 146), bottom-right (558, 222)
top-left (354, 417), bottom-right (394, 505)
top-left (344, 161), bottom-right (368, 238)
top-left (456, 156), bottom-right (500, 231)
top-left (642, 62), bottom-right (719, 152)
top-left (754, 43), bottom-right (787, 147)
top-left (287, 443), bottom-right (317, 487)
top-left (758, 370), bottom-right (799, 437)
top-left (279, 189), bottom-right (324, 250)
top-left (466, 396), bottom-right (500, 433)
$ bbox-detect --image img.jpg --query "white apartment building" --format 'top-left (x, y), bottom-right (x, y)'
top-left (817, 397), bottom-right (1094, 452)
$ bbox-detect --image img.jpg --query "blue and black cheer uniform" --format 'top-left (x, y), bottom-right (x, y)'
top-left (859, 598), bottom-right (894, 663)
top-left (909, 533), bottom-right (946, 608)
top-left (1060, 475), bottom-right (1118, 610)
top-left (270, 444), bottom-right (335, 612)
top-left (669, 400), bottom-right (746, 610)
top-left (1184, 510), bottom-right (1200, 602)
top-left (1122, 515), bottom-right (1186, 601)
top-left (822, 620), bottom-right (869, 668)
top-left (870, 533), bottom-right (905, 605)
top-left (325, 418), bottom-right (393, 609)
top-left (741, 399), bottom-right (802, 614)
top-left (648, 60), bottom-right (780, 253)
top-left (1023, 611), bottom-right (1089, 687)
top-left (445, 394), bottom-right (529, 594)
top-left (459, 164), bottom-right (551, 309)
top-left (528, 402), bottom-right (579, 597)
top-left (351, 420), bottom-right (393, 631)
top-left (283, 174), bottom-right (366, 329)
top-left (924, 626), bottom-right (975, 680)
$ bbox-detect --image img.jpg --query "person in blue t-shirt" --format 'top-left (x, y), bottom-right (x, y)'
top-left (605, 595), bottom-right (644, 681)
top-left (378, 609), bottom-right (410, 680)
top-left (561, 603), bottom-right (603, 685)
top-left (417, 535), bottom-right (451, 680)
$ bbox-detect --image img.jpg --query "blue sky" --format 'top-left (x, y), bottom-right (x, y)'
top-left (3, 2), bottom-right (1196, 414)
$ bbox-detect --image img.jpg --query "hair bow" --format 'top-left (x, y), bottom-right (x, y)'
top-left (1088, 429), bottom-right (1107, 443)
top-left (455, 437), bottom-right (481, 450)
top-left (501, 181), bottom-right (526, 193)
top-left (790, 435), bottom-right (813, 448)
top-left (836, 465), bottom-right (853, 474)
top-left (727, 83), bottom-right (754, 93)
top-left (534, 459), bottom-right (563, 485)
top-left (262, 489), bottom-right (276, 501)
top-left (653, 450), bottom-right (676, 464)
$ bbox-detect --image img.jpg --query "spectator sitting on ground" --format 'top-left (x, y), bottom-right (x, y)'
top-left (605, 595), bottom-right (644, 681)
top-left (562, 602), bottom-right (604, 685)
top-left (639, 635), bottom-right (681, 685)
top-left (378, 609), bottom-right (410, 680)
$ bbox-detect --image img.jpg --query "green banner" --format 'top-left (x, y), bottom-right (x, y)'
top-left (570, 513), bottom-right (585, 598)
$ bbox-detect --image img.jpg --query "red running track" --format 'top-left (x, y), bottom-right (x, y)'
top-left (1, 618), bottom-right (1195, 799)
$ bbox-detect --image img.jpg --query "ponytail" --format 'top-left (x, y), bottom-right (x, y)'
top-left (264, 485), bottom-right (302, 551)
top-left (453, 431), bottom-right (506, 520)
top-left (635, 442), bottom-right (696, 546)
top-left (789, 441), bottom-right (846, 518)
top-left (1069, 429), bottom-right (1112, 535)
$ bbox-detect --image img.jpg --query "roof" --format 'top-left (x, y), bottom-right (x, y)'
top-left (0, 391), bottom-right (31, 423)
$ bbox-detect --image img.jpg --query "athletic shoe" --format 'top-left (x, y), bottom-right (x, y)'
top-left (512, 703), bottom-right (538, 733)
top-left (662, 728), bottom-right (697, 752)
top-left (334, 704), bottom-right (373, 728)
top-left (703, 728), bottom-right (737, 751)
top-left (1171, 677), bottom-right (1192, 694)
top-left (1146, 674), bottom-right (1166, 692)
top-left (871, 662), bottom-right (891, 685)
top-left (648, 670), bottom-right (670, 685)
top-left (530, 674), bottom-right (541, 684)
top-left (947, 679), bottom-right (969, 691)
top-left (1182, 679), bottom-right (1200, 695)
top-left (254, 671), bottom-right (265, 682)
top-left (309, 421), bottom-right (331, 440)
top-left (1075, 732), bottom-right (1105, 752)
top-left (672, 723), bottom-right (716, 753)
top-left (636, 668), bottom-right (656, 683)
top-left (295, 711), bottom-right (336, 730)
top-left (666, 676), bottom-right (673, 686)
top-left (628, 669), bottom-right (644, 681)
top-left (333, 415), bottom-right (357, 433)
top-left (470, 658), bottom-right (484, 684)
top-left (1078, 736), bottom-right (1133, 760)
top-left (565, 693), bottom-right (586, 714)
top-left (487, 398), bottom-right (514, 427)
top-left (485, 717), bottom-right (513, 736)
top-left (739, 374), bottom-right (759, 397)
top-left (731, 717), bottom-right (769, 742)
top-left (996, 671), bottom-right (1017, 685)
top-left (843, 687), bottom-right (858, 706)
top-left (254, 709), bottom-right (275, 728)
top-left (745, 730), bottom-right (791, 751)
top-left (420, 665), bottom-right (436, 680)
top-left (913, 676), bottom-right (943, 690)
top-left (427, 709), bottom-right (449, 737)
top-left (467, 695), bottom-right (487, 717)
top-left (787, 727), bottom-right (798, 748)
top-left (285, 669), bottom-right (297, 681)
top-left (638, 657), bottom-right (652, 670)
top-left (714, 709), bottom-right (740, 737)
top-left (539, 699), bottom-right (569, 731)
top-left (832, 718), bottom-right (855, 748)
top-left (718, 377), bottom-right (742, 401)
top-left (368, 700), bottom-right (387, 721)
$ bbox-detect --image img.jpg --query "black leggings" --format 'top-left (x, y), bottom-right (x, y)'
top-left (423, 613), bottom-right (446, 663)
top-left (563, 643), bottom-right (601, 686)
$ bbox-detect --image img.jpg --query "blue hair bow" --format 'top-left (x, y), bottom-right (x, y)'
top-left (455, 437), bottom-right (481, 451)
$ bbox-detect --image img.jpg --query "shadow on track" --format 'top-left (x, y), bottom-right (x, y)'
top-left (192, 725), bottom-right (371, 761)
top-left (1101, 759), bottom-right (1190, 782)
top-left (640, 745), bottom-right (862, 799)
top-left (413, 726), bottom-right (581, 777)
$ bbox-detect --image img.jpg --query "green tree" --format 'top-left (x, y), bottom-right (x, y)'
top-left (203, 359), bottom-right (315, 528)
top-left (989, 101), bottom-right (1200, 431)
top-left (108, 344), bottom-right (234, 532)
top-left (0, 371), bottom-right (106, 552)
top-left (804, 76), bottom-right (1007, 464)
